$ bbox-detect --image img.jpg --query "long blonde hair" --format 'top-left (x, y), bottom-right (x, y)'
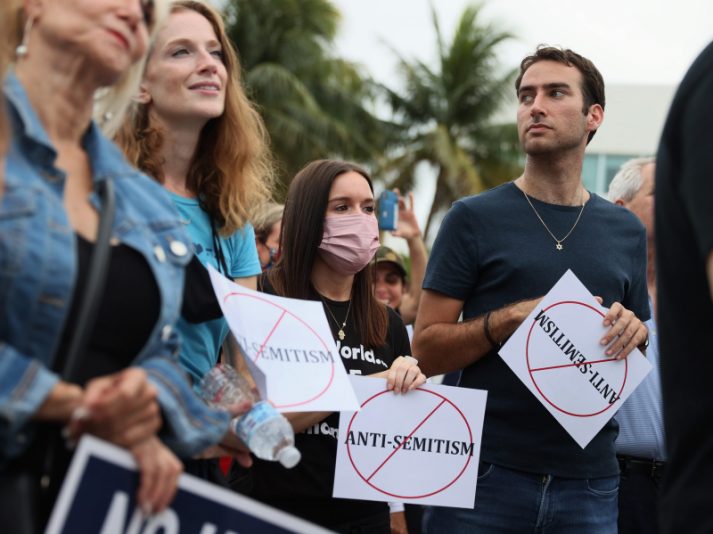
top-left (116, 0), bottom-right (274, 236)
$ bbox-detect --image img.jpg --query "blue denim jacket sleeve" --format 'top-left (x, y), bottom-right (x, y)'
top-left (1, 72), bottom-right (230, 460)
top-left (0, 343), bottom-right (60, 453)
top-left (135, 331), bottom-right (230, 457)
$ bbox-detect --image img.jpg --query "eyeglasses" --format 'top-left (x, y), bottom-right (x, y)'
top-left (140, 0), bottom-right (155, 29)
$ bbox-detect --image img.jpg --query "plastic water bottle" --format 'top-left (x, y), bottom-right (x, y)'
top-left (200, 363), bottom-right (255, 407)
top-left (199, 364), bottom-right (301, 469)
top-left (231, 401), bottom-right (301, 468)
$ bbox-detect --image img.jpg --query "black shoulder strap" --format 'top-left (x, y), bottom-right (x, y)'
top-left (61, 179), bottom-right (116, 381)
top-left (210, 216), bottom-right (231, 276)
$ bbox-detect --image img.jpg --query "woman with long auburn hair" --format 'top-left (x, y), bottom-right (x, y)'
top-left (248, 159), bottom-right (426, 533)
top-left (116, 0), bottom-right (274, 388)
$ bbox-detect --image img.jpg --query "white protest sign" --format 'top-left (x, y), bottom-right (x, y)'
top-left (499, 269), bottom-right (652, 448)
top-left (208, 265), bottom-right (359, 412)
top-left (333, 376), bottom-right (487, 508)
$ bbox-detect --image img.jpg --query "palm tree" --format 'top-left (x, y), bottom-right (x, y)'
top-left (224, 0), bottom-right (395, 195)
top-left (381, 3), bottom-right (522, 239)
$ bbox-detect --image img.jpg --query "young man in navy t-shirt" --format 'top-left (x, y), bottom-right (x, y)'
top-left (413, 46), bottom-right (650, 533)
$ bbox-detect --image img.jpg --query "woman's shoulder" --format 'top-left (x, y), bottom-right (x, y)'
top-left (385, 305), bottom-right (405, 326)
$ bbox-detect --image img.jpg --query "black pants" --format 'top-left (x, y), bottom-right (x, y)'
top-left (333, 511), bottom-right (390, 534)
top-left (618, 468), bottom-right (662, 534)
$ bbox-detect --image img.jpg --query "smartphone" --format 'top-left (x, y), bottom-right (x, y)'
top-left (378, 190), bottom-right (399, 231)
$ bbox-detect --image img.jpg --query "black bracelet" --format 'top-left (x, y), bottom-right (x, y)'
top-left (483, 310), bottom-right (500, 349)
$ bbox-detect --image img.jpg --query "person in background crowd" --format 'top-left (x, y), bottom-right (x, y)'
top-left (247, 159), bottom-right (425, 533)
top-left (115, 0), bottom-right (273, 483)
top-left (373, 191), bottom-right (431, 529)
top-left (413, 46), bottom-right (648, 533)
top-left (252, 201), bottom-right (284, 271)
top-left (376, 191), bottom-right (427, 325)
top-left (608, 157), bottom-right (665, 534)
top-left (655, 40), bottom-right (713, 534)
top-left (0, 1), bottom-right (250, 529)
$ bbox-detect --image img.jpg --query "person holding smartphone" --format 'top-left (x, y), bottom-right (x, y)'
top-left (375, 191), bottom-right (428, 325)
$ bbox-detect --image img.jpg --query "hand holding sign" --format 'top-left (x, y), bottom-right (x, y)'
top-left (208, 265), bottom-right (359, 413)
top-left (599, 301), bottom-right (649, 359)
top-left (334, 376), bottom-right (487, 508)
top-left (498, 269), bottom-right (652, 448)
top-left (382, 355), bottom-right (427, 394)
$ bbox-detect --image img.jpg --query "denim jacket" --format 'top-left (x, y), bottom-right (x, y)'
top-left (0, 73), bottom-right (228, 461)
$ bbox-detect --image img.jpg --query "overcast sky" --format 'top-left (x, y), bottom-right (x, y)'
top-left (209, 0), bottom-right (713, 240)
top-left (331, 0), bottom-right (713, 88)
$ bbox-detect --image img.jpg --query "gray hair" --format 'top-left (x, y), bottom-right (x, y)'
top-left (252, 202), bottom-right (284, 241)
top-left (607, 157), bottom-right (655, 202)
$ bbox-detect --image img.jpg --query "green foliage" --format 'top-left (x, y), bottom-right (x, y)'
top-left (379, 3), bottom-right (523, 238)
top-left (224, 0), bottom-right (396, 197)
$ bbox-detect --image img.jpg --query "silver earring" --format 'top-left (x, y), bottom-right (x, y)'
top-left (15, 16), bottom-right (35, 59)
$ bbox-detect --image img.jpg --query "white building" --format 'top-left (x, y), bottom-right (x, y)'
top-left (583, 84), bottom-right (675, 194)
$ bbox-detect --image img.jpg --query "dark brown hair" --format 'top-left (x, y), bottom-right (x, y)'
top-left (268, 160), bottom-right (388, 348)
top-left (515, 45), bottom-right (605, 143)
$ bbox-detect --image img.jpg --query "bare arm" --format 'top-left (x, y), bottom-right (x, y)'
top-left (285, 411), bottom-right (333, 433)
top-left (32, 381), bottom-right (83, 422)
top-left (412, 289), bottom-right (540, 377)
top-left (393, 192), bottom-right (428, 325)
top-left (235, 275), bottom-right (257, 291)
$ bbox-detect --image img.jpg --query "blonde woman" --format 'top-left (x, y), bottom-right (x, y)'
top-left (117, 0), bottom-right (274, 389)
top-left (0, 1), bottom-right (249, 527)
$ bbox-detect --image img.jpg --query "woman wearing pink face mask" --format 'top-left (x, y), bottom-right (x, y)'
top-left (248, 160), bottom-right (426, 532)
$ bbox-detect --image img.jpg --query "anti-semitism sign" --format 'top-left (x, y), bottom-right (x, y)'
top-left (46, 436), bottom-right (330, 534)
top-left (333, 376), bottom-right (487, 508)
top-left (499, 269), bottom-right (652, 448)
top-left (208, 266), bottom-right (359, 413)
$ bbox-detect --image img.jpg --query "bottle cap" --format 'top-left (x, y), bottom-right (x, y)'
top-left (277, 446), bottom-right (301, 469)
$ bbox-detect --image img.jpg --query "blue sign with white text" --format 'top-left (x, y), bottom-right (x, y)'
top-left (46, 437), bottom-right (329, 534)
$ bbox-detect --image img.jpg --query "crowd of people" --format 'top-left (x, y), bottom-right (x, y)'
top-left (0, 1), bottom-right (711, 533)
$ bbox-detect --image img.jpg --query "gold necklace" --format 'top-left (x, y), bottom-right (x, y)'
top-left (321, 297), bottom-right (352, 341)
top-left (521, 187), bottom-right (586, 251)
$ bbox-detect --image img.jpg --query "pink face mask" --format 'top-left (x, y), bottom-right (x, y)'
top-left (318, 214), bottom-right (380, 275)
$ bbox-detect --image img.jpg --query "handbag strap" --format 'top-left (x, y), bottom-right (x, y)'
top-left (61, 179), bottom-right (116, 382)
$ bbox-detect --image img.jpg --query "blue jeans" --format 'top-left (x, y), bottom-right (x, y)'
top-left (423, 462), bottom-right (618, 533)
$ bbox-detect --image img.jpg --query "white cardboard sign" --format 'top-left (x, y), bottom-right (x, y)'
top-left (499, 269), bottom-right (652, 448)
top-left (208, 266), bottom-right (359, 412)
top-left (333, 376), bottom-right (487, 508)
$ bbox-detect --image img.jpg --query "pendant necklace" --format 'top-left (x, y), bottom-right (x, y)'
top-left (321, 297), bottom-right (352, 341)
top-left (521, 186), bottom-right (586, 251)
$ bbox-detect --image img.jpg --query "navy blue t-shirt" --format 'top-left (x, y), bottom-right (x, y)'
top-left (424, 182), bottom-right (649, 478)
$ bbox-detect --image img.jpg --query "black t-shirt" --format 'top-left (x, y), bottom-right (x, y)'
top-left (54, 235), bottom-right (160, 383)
top-left (248, 281), bottom-right (411, 530)
top-left (423, 182), bottom-right (649, 478)
top-left (655, 41), bottom-right (713, 533)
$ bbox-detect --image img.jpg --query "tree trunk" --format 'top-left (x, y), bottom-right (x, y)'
top-left (424, 166), bottom-right (448, 241)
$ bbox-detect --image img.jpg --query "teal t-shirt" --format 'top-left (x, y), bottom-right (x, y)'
top-left (169, 192), bottom-right (261, 385)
